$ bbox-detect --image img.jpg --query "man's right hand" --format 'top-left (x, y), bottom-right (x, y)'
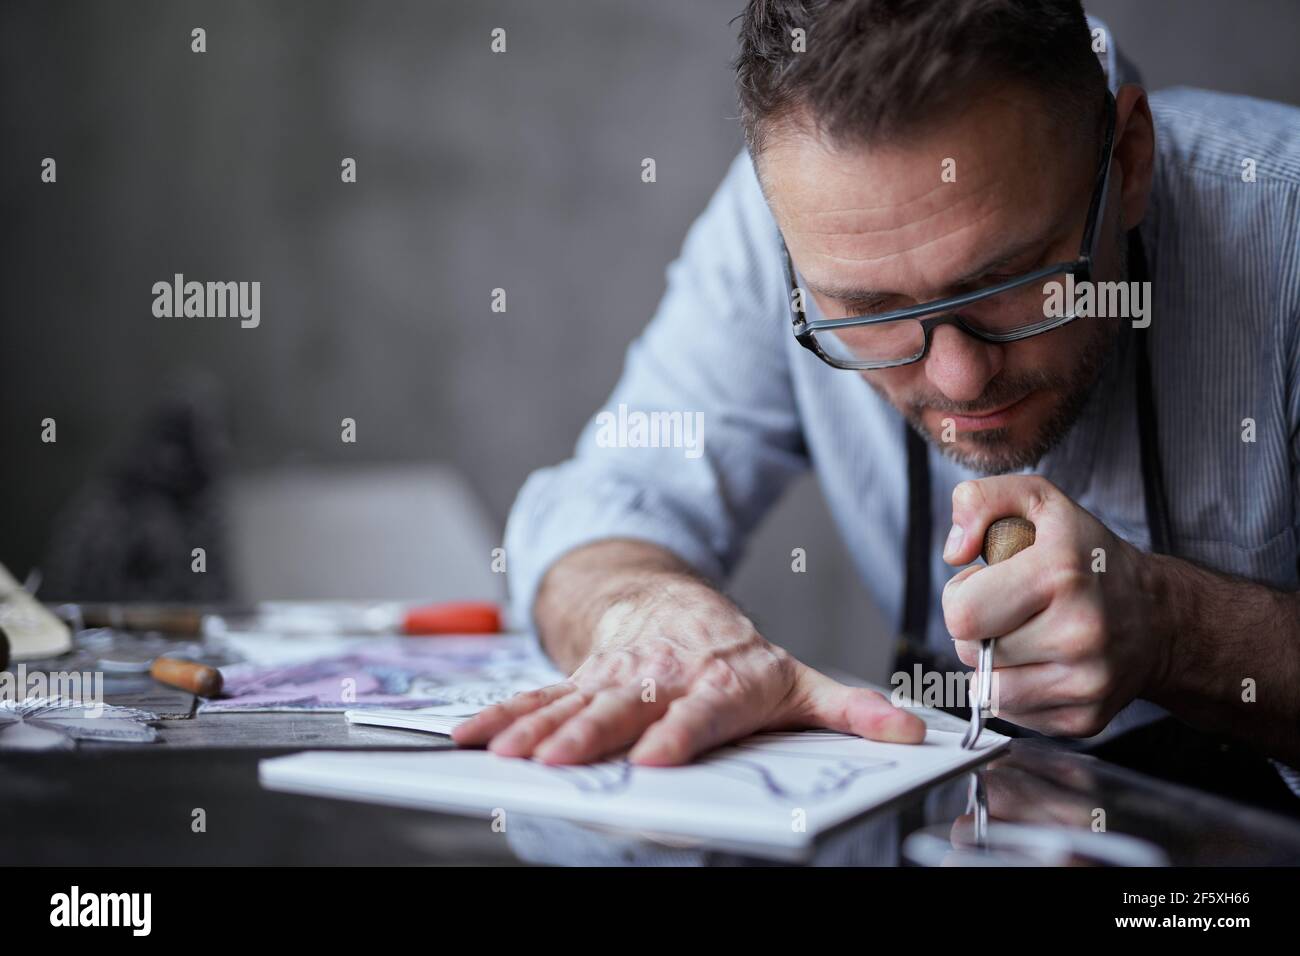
top-left (451, 541), bottom-right (925, 765)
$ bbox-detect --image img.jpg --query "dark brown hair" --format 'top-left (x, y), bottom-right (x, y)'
top-left (734, 0), bottom-right (1106, 154)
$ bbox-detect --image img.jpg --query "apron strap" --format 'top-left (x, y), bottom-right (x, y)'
top-left (1130, 230), bottom-right (1172, 555)
top-left (901, 423), bottom-right (933, 647)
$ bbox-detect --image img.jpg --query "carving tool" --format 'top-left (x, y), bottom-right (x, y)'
top-left (149, 656), bottom-right (224, 697)
top-left (960, 516), bottom-right (1036, 749)
top-left (90, 635), bottom-right (226, 697)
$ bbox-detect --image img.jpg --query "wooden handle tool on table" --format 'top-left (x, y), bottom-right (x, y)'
top-left (960, 517), bottom-right (1036, 749)
top-left (150, 656), bottom-right (224, 698)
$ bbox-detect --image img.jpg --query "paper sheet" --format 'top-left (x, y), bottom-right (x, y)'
top-left (346, 702), bottom-right (489, 735)
top-left (260, 724), bottom-right (1007, 851)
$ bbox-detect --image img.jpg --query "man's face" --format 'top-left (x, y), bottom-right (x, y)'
top-left (761, 86), bottom-right (1123, 474)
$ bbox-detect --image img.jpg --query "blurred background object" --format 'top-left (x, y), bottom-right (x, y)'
top-left (40, 379), bottom-right (232, 602)
top-left (3, 0), bottom-right (1298, 680)
top-left (227, 464), bottom-right (503, 603)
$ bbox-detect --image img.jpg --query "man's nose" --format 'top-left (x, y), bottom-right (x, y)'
top-left (922, 324), bottom-right (1004, 402)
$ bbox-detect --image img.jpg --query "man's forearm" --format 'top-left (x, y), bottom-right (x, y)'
top-left (532, 539), bottom-right (713, 672)
top-left (1145, 552), bottom-right (1300, 764)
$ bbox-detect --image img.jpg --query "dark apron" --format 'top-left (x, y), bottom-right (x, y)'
top-left (894, 230), bottom-right (1299, 815)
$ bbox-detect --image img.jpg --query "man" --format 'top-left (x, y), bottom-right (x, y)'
top-left (455, 0), bottom-right (1300, 797)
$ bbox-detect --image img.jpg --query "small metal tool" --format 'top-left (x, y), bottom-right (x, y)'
top-left (966, 771), bottom-right (989, 847)
top-left (960, 516), bottom-right (1036, 750)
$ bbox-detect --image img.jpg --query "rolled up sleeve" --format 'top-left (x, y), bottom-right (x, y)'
top-left (504, 151), bottom-right (808, 631)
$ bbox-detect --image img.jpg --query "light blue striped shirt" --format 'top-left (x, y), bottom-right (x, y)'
top-left (505, 24), bottom-right (1300, 751)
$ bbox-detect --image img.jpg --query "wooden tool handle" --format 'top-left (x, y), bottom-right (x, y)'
top-left (981, 517), bottom-right (1036, 565)
top-left (81, 606), bottom-right (205, 635)
top-left (150, 656), bottom-right (224, 697)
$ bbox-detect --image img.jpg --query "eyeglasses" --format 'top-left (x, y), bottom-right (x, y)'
top-left (783, 91), bottom-right (1117, 370)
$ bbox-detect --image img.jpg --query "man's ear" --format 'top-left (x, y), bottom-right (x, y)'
top-left (1113, 84), bottom-right (1155, 231)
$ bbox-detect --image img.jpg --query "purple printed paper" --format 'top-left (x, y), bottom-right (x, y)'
top-left (199, 635), bottom-right (561, 713)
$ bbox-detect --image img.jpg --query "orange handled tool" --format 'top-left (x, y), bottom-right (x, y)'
top-left (401, 601), bottom-right (501, 635)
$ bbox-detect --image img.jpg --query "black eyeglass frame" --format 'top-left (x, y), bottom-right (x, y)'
top-left (783, 90), bottom-right (1118, 370)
